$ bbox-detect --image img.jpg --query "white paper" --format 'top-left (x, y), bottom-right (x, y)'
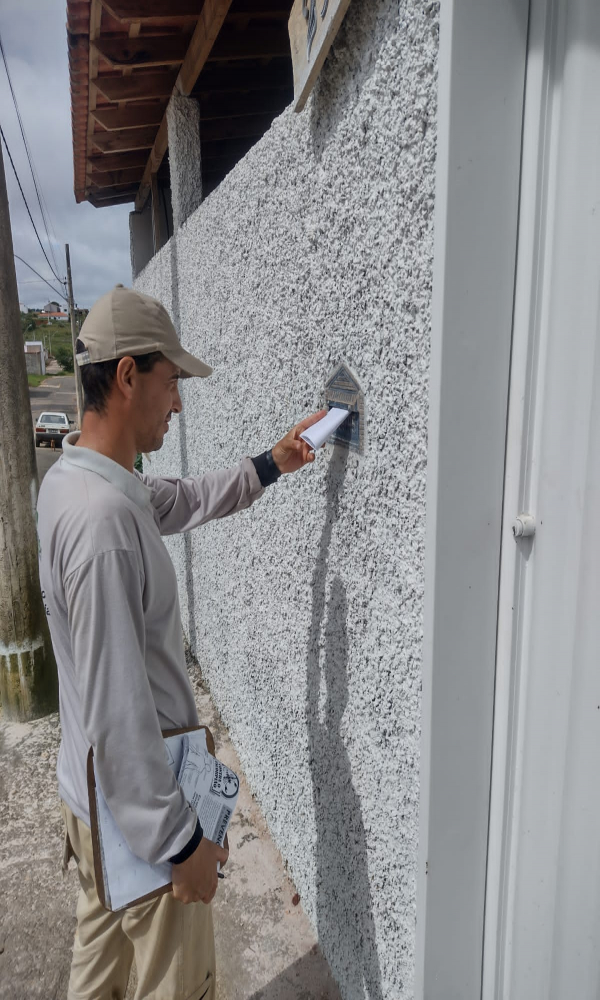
top-left (94, 730), bottom-right (239, 911)
top-left (299, 407), bottom-right (350, 450)
top-left (178, 731), bottom-right (239, 846)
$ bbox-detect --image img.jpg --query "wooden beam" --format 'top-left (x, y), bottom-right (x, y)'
top-left (119, 20), bottom-right (142, 105)
top-left (90, 165), bottom-right (145, 187)
top-left (135, 0), bottom-right (233, 210)
top-left (92, 184), bottom-right (138, 201)
top-left (69, 15), bottom-right (93, 33)
top-left (207, 25), bottom-right (290, 61)
top-left (92, 34), bottom-right (191, 69)
top-left (100, 0), bottom-right (202, 23)
top-left (85, 0), bottom-right (103, 199)
top-left (138, 117), bottom-right (168, 177)
top-left (176, 0), bottom-right (234, 96)
top-left (91, 104), bottom-right (166, 130)
top-left (199, 89), bottom-right (291, 121)
top-left (90, 190), bottom-right (137, 207)
top-left (91, 126), bottom-right (159, 152)
top-left (91, 180), bottom-right (141, 193)
top-left (88, 149), bottom-right (150, 171)
top-left (94, 71), bottom-right (178, 102)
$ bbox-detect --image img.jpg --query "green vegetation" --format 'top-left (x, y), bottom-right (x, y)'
top-left (20, 316), bottom-right (76, 375)
top-left (21, 317), bottom-right (75, 358)
top-left (21, 315), bottom-right (37, 335)
top-left (27, 374), bottom-right (49, 388)
top-left (55, 345), bottom-right (74, 373)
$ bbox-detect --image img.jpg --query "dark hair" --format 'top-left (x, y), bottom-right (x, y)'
top-left (76, 340), bottom-right (163, 414)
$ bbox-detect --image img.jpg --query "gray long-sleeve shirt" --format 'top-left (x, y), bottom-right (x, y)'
top-left (37, 433), bottom-right (264, 865)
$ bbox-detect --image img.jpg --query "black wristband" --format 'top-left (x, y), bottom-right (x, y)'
top-left (251, 449), bottom-right (282, 488)
top-left (169, 817), bottom-right (203, 865)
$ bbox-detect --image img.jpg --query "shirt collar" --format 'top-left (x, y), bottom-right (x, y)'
top-left (61, 432), bottom-right (152, 510)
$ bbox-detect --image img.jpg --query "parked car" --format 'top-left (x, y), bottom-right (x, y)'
top-left (35, 411), bottom-right (73, 447)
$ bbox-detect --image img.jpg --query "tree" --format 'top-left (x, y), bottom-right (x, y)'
top-left (21, 315), bottom-right (37, 335)
top-left (0, 144), bottom-right (57, 720)
top-left (55, 345), bottom-right (74, 373)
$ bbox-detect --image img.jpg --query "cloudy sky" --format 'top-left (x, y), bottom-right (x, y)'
top-left (1, 0), bottom-right (131, 310)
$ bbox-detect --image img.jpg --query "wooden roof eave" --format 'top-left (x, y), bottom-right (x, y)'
top-left (134, 0), bottom-right (235, 211)
top-left (68, 0), bottom-right (294, 210)
top-left (67, 0), bottom-right (92, 204)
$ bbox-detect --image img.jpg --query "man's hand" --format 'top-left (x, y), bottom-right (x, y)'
top-left (171, 836), bottom-right (229, 905)
top-left (271, 410), bottom-right (328, 474)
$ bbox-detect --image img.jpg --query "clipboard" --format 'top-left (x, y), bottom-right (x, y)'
top-left (87, 725), bottom-right (217, 911)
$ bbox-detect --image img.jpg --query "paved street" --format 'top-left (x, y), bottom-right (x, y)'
top-left (29, 375), bottom-right (77, 483)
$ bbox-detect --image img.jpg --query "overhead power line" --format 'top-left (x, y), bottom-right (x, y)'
top-left (0, 124), bottom-right (65, 287)
top-left (0, 33), bottom-right (61, 279)
top-left (13, 253), bottom-right (67, 303)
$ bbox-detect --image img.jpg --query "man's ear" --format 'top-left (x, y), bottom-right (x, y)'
top-left (115, 356), bottom-right (137, 401)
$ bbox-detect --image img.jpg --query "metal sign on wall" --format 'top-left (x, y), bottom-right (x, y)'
top-left (324, 362), bottom-right (364, 453)
top-left (288, 0), bottom-right (353, 112)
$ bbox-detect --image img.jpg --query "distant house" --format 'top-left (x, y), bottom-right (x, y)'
top-left (36, 310), bottom-right (69, 323)
top-left (42, 300), bottom-right (61, 313)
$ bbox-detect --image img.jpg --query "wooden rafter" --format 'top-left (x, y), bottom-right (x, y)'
top-left (177, 0), bottom-right (234, 97)
top-left (90, 192), bottom-right (138, 206)
top-left (94, 71), bottom-right (178, 102)
top-left (91, 34), bottom-right (192, 69)
top-left (91, 104), bottom-right (167, 129)
top-left (91, 126), bottom-right (158, 152)
top-left (94, 184), bottom-right (138, 198)
top-left (70, 0), bottom-right (295, 210)
top-left (100, 0), bottom-right (202, 23)
top-left (84, 0), bottom-right (103, 201)
top-left (88, 149), bottom-right (150, 171)
top-left (90, 165), bottom-right (145, 187)
top-left (135, 0), bottom-right (234, 210)
top-left (91, 186), bottom-right (138, 204)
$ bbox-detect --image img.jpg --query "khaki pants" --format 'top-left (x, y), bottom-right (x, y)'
top-left (61, 803), bottom-right (215, 1000)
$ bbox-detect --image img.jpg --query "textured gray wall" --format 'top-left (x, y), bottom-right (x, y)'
top-left (167, 95), bottom-right (203, 232)
top-left (135, 2), bottom-right (438, 996)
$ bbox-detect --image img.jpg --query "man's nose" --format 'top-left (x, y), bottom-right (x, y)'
top-left (172, 386), bottom-right (183, 413)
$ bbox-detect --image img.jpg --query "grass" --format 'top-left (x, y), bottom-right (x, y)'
top-left (28, 320), bottom-right (74, 358)
top-left (27, 373), bottom-right (51, 388)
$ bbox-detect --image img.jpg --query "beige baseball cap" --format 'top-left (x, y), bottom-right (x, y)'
top-left (76, 284), bottom-right (212, 378)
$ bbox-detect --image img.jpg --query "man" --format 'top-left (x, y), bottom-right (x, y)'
top-left (37, 284), bottom-right (325, 1000)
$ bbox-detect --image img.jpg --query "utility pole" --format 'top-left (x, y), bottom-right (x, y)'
top-left (65, 243), bottom-right (84, 427)
top-left (0, 143), bottom-right (57, 720)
